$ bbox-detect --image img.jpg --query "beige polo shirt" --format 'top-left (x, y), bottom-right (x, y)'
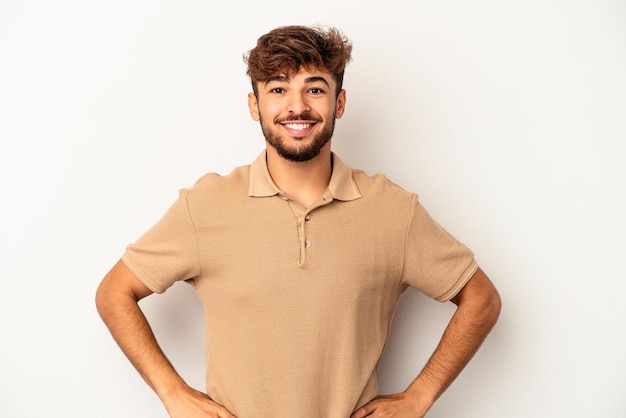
top-left (122, 151), bottom-right (478, 417)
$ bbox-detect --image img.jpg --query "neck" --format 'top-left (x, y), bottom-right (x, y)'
top-left (266, 144), bottom-right (332, 208)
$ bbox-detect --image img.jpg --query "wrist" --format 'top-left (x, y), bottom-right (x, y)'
top-left (155, 375), bottom-right (191, 404)
top-left (404, 384), bottom-right (436, 416)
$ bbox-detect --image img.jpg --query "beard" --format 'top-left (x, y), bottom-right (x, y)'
top-left (260, 111), bottom-right (336, 162)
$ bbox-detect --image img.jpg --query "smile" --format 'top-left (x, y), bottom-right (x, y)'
top-left (281, 121), bottom-right (318, 137)
top-left (283, 122), bottom-right (314, 130)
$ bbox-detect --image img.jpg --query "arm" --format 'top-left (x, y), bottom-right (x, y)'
top-left (95, 259), bottom-right (236, 418)
top-left (351, 267), bottom-right (501, 417)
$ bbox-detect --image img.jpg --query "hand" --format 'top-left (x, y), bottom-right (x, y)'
top-left (350, 392), bottom-right (426, 418)
top-left (163, 386), bottom-right (237, 418)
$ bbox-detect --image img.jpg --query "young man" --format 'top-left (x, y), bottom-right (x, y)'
top-left (96, 25), bottom-right (501, 418)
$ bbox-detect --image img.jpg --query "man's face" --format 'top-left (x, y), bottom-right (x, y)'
top-left (248, 68), bottom-right (346, 162)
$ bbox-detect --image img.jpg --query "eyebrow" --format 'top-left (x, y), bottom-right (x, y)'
top-left (305, 76), bottom-right (331, 87)
top-left (264, 75), bottom-right (331, 88)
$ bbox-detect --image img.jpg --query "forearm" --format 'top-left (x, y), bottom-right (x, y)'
top-left (405, 269), bottom-right (501, 414)
top-left (350, 273), bottom-right (500, 418)
top-left (98, 296), bottom-right (186, 399)
top-left (95, 261), bottom-right (189, 403)
top-left (96, 261), bottom-right (237, 418)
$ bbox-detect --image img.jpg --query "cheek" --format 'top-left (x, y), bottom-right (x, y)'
top-left (259, 102), bottom-right (284, 121)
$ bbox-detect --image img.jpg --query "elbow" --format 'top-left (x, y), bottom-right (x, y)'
top-left (95, 259), bottom-right (145, 322)
top-left (94, 279), bottom-right (111, 321)
top-left (485, 287), bottom-right (502, 329)
top-left (95, 273), bottom-right (122, 323)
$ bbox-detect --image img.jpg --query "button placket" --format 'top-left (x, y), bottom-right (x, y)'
top-left (299, 211), bottom-right (314, 266)
top-left (282, 194), bottom-right (323, 267)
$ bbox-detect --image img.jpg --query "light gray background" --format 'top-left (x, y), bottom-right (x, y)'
top-left (1, 1), bottom-right (625, 417)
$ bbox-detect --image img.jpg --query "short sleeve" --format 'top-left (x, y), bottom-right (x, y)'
top-left (401, 196), bottom-right (478, 302)
top-left (122, 190), bottom-right (201, 294)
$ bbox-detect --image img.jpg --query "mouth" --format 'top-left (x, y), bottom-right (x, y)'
top-left (281, 121), bottom-right (317, 137)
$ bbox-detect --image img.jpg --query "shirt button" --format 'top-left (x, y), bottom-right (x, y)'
top-left (305, 215), bottom-right (310, 221)
top-left (305, 241), bottom-right (311, 248)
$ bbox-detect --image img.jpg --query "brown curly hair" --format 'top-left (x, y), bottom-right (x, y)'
top-left (244, 25), bottom-right (352, 97)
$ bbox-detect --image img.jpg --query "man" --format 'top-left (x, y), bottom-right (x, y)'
top-left (96, 25), bottom-right (501, 418)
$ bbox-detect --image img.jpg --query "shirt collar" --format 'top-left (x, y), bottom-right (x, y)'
top-left (248, 150), bottom-right (362, 201)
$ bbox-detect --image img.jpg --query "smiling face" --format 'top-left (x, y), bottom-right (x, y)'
top-left (248, 68), bottom-right (346, 162)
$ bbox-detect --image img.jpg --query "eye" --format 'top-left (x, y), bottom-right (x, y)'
top-left (269, 87), bottom-right (285, 94)
top-left (308, 87), bottom-right (325, 94)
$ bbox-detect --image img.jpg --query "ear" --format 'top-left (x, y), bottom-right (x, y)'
top-left (335, 89), bottom-right (347, 119)
top-left (248, 93), bottom-right (260, 121)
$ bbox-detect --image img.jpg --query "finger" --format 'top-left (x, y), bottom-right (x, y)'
top-left (351, 403), bottom-right (376, 418)
top-left (218, 408), bottom-right (237, 418)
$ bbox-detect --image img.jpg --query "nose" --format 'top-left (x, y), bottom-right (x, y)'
top-left (287, 92), bottom-right (310, 114)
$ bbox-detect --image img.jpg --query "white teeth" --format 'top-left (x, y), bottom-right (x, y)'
top-left (285, 123), bottom-right (311, 130)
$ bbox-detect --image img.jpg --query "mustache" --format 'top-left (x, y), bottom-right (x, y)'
top-left (275, 112), bottom-right (321, 123)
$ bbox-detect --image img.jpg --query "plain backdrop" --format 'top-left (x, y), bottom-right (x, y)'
top-left (1, 1), bottom-right (625, 417)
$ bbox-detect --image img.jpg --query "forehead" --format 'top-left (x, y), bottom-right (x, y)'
top-left (261, 70), bottom-right (335, 94)
top-left (264, 66), bottom-right (334, 84)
